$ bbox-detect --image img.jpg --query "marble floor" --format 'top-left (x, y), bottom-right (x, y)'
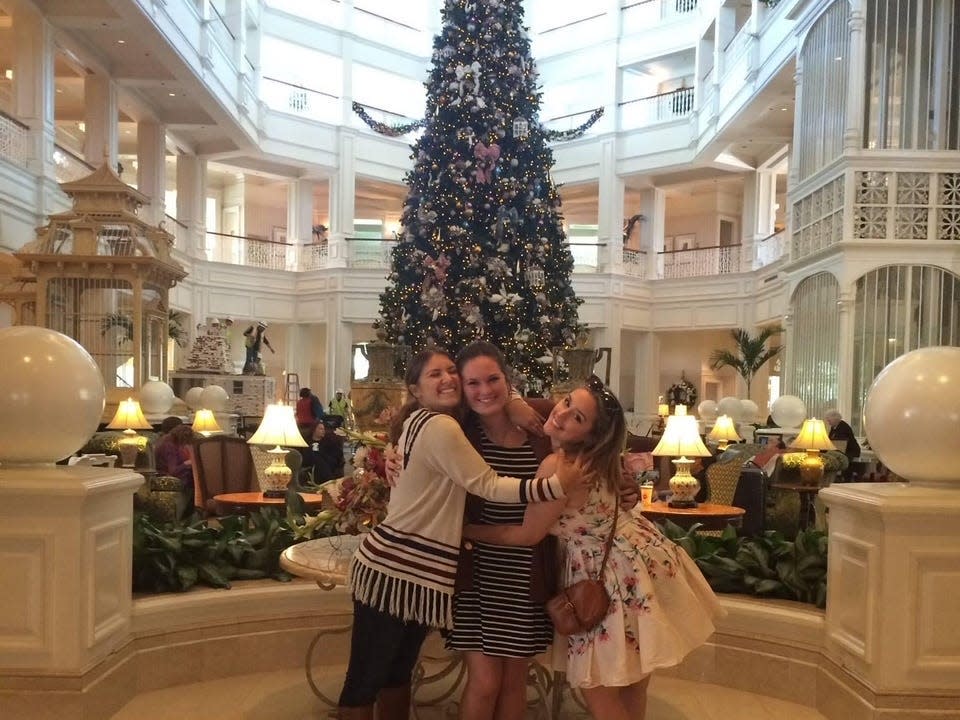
top-left (110, 666), bottom-right (827, 720)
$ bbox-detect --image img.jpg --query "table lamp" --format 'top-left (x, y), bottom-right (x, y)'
top-left (652, 405), bottom-right (712, 507)
top-left (789, 418), bottom-right (835, 485)
top-left (191, 409), bottom-right (222, 437)
top-left (106, 398), bottom-right (153, 467)
top-left (708, 414), bottom-right (741, 451)
top-left (247, 402), bottom-right (307, 497)
top-left (654, 397), bottom-right (670, 434)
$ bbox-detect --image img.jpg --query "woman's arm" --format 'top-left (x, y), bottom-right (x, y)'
top-left (421, 414), bottom-right (589, 502)
top-left (464, 498), bottom-right (566, 546)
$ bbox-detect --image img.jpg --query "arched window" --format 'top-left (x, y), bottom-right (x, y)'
top-left (787, 272), bottom-right (841, 421)
top-left (852, 265), bottom-right (960, 433)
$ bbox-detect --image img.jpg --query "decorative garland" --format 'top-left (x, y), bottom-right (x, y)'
top-left (542, 107), bottom-right (605, 141)
top-left (352, 102), bottom-right (426, 137)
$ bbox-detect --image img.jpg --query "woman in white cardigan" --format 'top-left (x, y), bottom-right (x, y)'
top-left (337, 348), bottom-right (590, 720)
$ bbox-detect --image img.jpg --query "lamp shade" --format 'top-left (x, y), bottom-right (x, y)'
top-left (652, 407), bottom-right (711, 458)
top-left (191, 409), bottom-right (222, 436)
top-left (657, 403), bottom-right (671, 417)
top-left (107, 398), bottom-right (153, 431)
top-left (789, 418), bottom-right (835, 451)
top-left (247, 403), bottom-right (308, 448)
top-left (708, 415), bottom-right (741, 444)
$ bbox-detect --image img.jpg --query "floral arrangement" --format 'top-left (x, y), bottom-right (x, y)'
top-left (781, 450), bottom-right (850, 474)
top-left (305, 428), bottom-right (391, 536)
top-left (665, 376), bottom-right (698, 409)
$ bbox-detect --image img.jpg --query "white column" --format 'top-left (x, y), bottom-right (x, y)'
top-left (639, 187), bottom-right (665, 280)
top-left (742, 170), bottom-right (776, 268)
top-left (329, 318), bottom-right (355, 400)
top-left (286, 179), bottom-right (314, 246)
top-left (328, 130), bottom-right (357, 268)
top-left (83, 74), bottom-right (118, 168)
top-left (634, 332), bottom-right (661, 425)
top-left (136, 121), bottom-right (167, 226)
top-left (843, 2), bottom-right (867, 151)
top-left (596, 137), bottom-right (623, 272)
top-left (176, 152), bottom-right (207, 256)
top-left (835, 291), bottom-right (854, 421)
top-left (12, 1), bottom-right (56, 182)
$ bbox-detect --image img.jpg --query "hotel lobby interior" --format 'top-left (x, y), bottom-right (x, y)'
top-left (1, 0), bottom-right (959, 718)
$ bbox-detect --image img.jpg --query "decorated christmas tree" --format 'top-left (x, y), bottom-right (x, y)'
top-left (356, 0), bottom-right (602, 394)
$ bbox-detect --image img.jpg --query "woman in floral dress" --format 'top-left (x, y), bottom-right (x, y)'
top-left (464, 376), bottom-right (722, 719)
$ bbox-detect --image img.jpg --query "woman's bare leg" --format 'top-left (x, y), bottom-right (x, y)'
top-left (460, 651), bottom-right (504, 720)
top-left (580, 685), bottom-right (630, 720)
top-left (619, 675), bottom-right (651, 720)
top-left (492, 657), bottom-right (530, 720)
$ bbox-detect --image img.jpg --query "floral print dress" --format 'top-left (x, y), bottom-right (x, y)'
top-left (552, 484), bottom-right (723, 689)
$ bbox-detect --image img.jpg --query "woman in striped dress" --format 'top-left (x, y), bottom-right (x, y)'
top-left (446, 342), bottom-right (556, 720)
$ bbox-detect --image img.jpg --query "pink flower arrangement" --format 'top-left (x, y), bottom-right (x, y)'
top-left (330, 429), bottom-right (391, 534)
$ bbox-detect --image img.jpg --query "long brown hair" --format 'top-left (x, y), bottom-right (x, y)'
top-left (562, 377), bottom-right (626, 493)
top-left (455, 341), bottom-right (511, 422)
top-left (388, 348), bottom-right (453, 443)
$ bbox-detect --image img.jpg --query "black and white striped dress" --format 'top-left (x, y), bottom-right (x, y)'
top-left (446, 433), bottom-right (553, 657)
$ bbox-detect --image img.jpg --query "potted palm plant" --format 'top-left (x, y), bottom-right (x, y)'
top-left (708, 326), bottom-right (783, 397)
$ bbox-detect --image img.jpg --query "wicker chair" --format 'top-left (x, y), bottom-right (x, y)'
top-left (700, 458), bottom-right (744, 536)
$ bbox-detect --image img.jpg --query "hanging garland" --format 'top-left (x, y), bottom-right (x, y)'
top-left (352, 102), bottom-right (426, 137)
top-left (541, 107), bottom-right (605, 142)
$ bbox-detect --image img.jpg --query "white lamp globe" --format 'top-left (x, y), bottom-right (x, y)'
top-left (184, 386), bottom-right (204, 411)
top-left (140, 380), bottom-right (175, 415)
top-left (0, 326), bottom-right (105, 465)
top-left (717, 396), bottom-right (742, 423)
top-left (199, 384), bottom-right (230, 413)
top-left (863, 346), bottom-right (960, 486)
top-left (771, 394), bottom-right (806, 429)
top-left (697, 400), bottom-right (718, 423)
top-left (740, 399), bottom-right (760, 424)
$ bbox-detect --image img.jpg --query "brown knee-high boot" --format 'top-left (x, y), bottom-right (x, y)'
top-left (375, 684), bottom-right (412, 720)
top-left (337, 705), bottom-right (375, 720)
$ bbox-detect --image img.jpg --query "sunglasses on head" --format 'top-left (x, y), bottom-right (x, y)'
top-left (585, 375), bottom-right (622, 414)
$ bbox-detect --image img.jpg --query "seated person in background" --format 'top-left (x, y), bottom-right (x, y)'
top-left (825, 409), bottom-right (860, 480)
top-left (154, 425), bottom-right (196, 489)
top-left (295, 387), bottom-right (325, 428)
top-left (301, 421), bottom-right (345, 483)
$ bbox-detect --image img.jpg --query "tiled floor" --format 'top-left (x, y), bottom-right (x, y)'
top-left (110, 666), bottom-right (827, 719)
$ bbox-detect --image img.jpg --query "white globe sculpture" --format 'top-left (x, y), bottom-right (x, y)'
top-left (199, 385), bottom-right (230, 413)
top-left (140, 380), bottom-right (175, 415)
top-left (0, 326), bottom-right (105, 465)
top-left (863, 346), bottom-right (960, 486)
top-left (771, 395), bottom-right (806, 429)
top-left (717, 396), bottom-right (742, 423)
top-left (697, 400), bottom-right (718, 423)
top-left (740, 399), bottom-right (760, 424)
top-left (184, 386), bottom-right (204, 411)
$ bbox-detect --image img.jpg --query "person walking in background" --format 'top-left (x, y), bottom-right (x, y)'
top-left (295, 387), bottom-right (325, 428)
top-left (337, 348), bottom-right (590, 720)
top-left (328, 388), bottom-right (351, 428)
top-left (465, 376), bottom-right (723, 720)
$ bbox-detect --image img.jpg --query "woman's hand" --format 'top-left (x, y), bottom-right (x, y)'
top-left (505, 397), bottom-right (545, 437)
top-left (618, 466), bottom-right (639, 510)
top-left (383, 444), bottom-right (401, 487)
top-left (552, 449), bottom-right (594, 495)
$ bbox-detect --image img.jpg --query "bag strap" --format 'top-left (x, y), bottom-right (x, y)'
top-left (595, 491), bottom-right (619, 580)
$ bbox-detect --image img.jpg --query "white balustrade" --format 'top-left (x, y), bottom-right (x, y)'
top-left (261, 77), bottom-right (341, 123)
top-left (660, 244), bottom-right (742, 279)
top-left (753, 231), bottom-right (787, 269)
top-left (622, 248), bottom-right (647, 278)
top-left (620, 87), bottom-right (695, 130)
top-left (52, 145), bottom-right (94, 183)
top-left (0, 112), bottom-right (29, 168)
top-left (299, 243), bottom-right (329, 271)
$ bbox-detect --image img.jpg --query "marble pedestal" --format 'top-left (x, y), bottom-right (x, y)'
top-left (819, 482), bottom-right (960, 718)
top-left (0, 465), bottom-right (143, 673)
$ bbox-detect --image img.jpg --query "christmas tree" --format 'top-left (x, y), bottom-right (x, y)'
top-left (356, 0), bottom-right (602, 394)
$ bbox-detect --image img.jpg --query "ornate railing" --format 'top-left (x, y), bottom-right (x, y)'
top-left (261, 76), bottom-right (340, 122)
top-left (753, 231), bottom-right (787, 269)
top-left (659, 244), bottom-right (742, 279)
top-left (53, 144), bottom-right (94, 182)
top-left (0, 110), bottom-right (29, 168)
top-left (622, 248), bottom-right (647, 277)
top-left (619, 87), bottom-right (694, 129)
top-left (622, 0), bottom-right (699, 28)
top-left (205, 231), bottom-right (294, 270)
top-left (299, 242), bottom-right (329, 271)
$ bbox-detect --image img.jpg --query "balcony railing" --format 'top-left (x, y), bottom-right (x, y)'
top-left (52, 144), bottom-right (94, 183)
top-left (619, 87), bottom-right (695, 129)
top-left (348, 237), bottom-right (395, 268)
top-left (753, 231), bottom-right (787, 269)
top-left (621, 0), bottom-right (699, 30)
top-left (0, 110), bottom-right (29, 168)
top-left (205, 231), bottom-right (294, 270)
top-left (622, 248), bottom-right (647, 277)
top-left (299, 242), bottom-right (329, 271)
top-left (659, 244), bottom-right (742, 279)
top-left (261, 76), bottom-right (341, 122)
